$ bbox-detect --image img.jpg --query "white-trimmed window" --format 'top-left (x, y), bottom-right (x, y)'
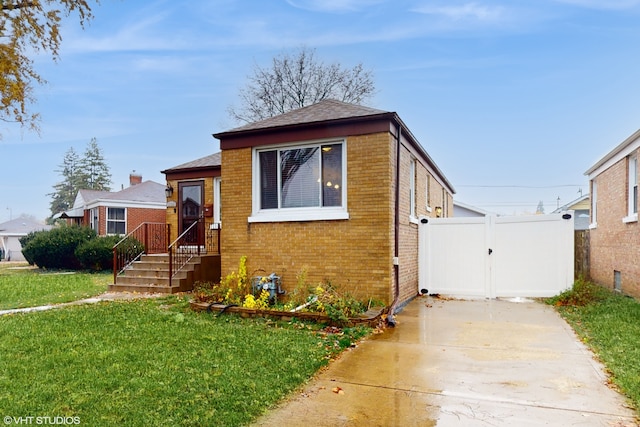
top-left (409, 158), bottom-right (416, 219)
top-left (213, 177), bottom-right (222, 225)
top-left (89, 208), bottom-right (99, 233)
top-left (251, 141), bottom-right (348, 222)
top-left (425, 175), bottom-right (432, 212)
top-left (107, 207), bottom-right (126, 235)
top-left (590, 179), bottom-right (597, 227)
top-left (626, 155), bottom-right (638, 221)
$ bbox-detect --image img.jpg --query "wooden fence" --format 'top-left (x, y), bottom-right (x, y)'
top-left (574, 230), bottom-right (590, 280)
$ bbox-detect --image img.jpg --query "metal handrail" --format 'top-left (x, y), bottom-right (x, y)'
top-left (167, 218), bottom-right (221, 287)
top-left (112, 222), bottom-right (169, 283)
top-left (168, 220), bottom-right (201, 287)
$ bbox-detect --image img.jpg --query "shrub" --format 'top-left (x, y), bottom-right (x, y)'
top-left (193, 256), bottom-right (249, 305)
top-left (21, 226), bottom-right (96, 270)
top-left (19, 230), bottom-right (45, 265)
top-left (546, 278), bottom-right (614, 307)
top-left (305, 283), bottom-right (367, 325)
top-left (75, 235), bottom-right (122, 271)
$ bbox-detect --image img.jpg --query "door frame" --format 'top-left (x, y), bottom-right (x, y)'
top-left (178, 180), bottom-right (205, 246)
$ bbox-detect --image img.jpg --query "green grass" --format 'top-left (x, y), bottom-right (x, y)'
top-left (547, 279), bottom-right (640, 413)
top-left (0, 296), bottom-right (369, 426)
top-left (0, 263), bottom-right (109, 310)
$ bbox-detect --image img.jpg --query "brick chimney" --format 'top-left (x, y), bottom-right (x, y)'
top-left (129, 171), bottom-right (142, 186)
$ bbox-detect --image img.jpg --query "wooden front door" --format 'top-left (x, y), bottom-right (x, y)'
top-left (179, 181), bottom-right (204, 245)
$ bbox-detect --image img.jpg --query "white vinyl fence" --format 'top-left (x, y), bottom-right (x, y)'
top-left (418, 213), bottom-right (574, 298)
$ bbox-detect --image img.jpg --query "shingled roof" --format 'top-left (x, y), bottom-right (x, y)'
top-left (214, 99), bottom-right (390, 137)
top-left (213, 99), bottom-right (456, 194)
top-left (161, 152), bottom-right (221, 174)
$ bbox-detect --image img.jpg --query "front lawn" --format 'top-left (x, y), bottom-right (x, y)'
top-left (0, 263), bottom-right (109, 310)
top-left (0, 297), bottom-right (368, 426)
top-left (548, 279), bottom-right (640, 414)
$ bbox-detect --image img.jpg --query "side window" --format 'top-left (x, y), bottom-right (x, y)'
top-left (213, 177), bottom-right (221, 225)
top-left (107, 207), bottom-right (126, 235)
top-left (628, 155), bottom-right (637, 217)
top-left (425, 175), bottom-right (431, 210)
top-left (89, 208), bottom-right (99, 232)
top-left (591, 179), bottom-right (597, 226)
top-left (409, 158), bottom-right (416, 218)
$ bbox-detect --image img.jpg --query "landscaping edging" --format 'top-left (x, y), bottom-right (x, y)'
top-left (190, 301), bottom-right (385, 327)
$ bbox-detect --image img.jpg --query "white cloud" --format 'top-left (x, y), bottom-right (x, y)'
top-left (285, 0), bottom-right (386, 13)
top-left (412, 2), bottom-right (506, 22)
top-left (131, 57), bottom-right (188, 73)
top-left (553, 0), bottom-right (640, 10)
top-left (64, 11), bottom-right (192, 53)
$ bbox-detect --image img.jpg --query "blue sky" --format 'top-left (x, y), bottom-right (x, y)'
top-left (2, 0), bottom-right (640, 222)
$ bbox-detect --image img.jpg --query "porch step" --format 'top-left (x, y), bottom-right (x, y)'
top-left (110, 254), bottom-right (221, 294)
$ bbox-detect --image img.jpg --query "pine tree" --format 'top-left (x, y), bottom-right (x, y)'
top-left (48, 138), bottom-right (112, 222)
top-left (78, 137), bottom-right (111, 191)
top-left (48, 147), bottom-right (82, 218)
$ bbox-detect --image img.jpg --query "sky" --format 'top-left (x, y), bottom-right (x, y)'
top-left (2, 0), bottom-right (640, 222)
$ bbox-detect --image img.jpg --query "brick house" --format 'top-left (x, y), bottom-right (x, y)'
top-left (213, 99), bottom-right (455, 309)
top-left (585, 128), bottom-right (640, 298)
top-left (55, 173), bottom-right (166, 236)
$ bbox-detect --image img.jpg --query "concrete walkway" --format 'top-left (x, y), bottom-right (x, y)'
top-left (0, 291), bottom-right (164, 316)
top-left (253, 296), bottom-right (638, 427)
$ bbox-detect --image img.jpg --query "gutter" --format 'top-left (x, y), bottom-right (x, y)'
top-left (386, 122), bottom-right (402, 327)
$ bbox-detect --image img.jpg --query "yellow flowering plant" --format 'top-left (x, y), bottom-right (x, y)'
top-left (193, 256), bottom-right (251, 305)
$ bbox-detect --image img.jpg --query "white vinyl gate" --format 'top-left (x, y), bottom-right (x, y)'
top-left (418, 212), bottom-right (575, 298)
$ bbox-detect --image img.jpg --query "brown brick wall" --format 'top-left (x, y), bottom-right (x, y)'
top-left (126, 207), bottom-right (165, 232)
top-left (590, 151), bottom-right (640, 298)
top-left (396, 144), bottom-right (452, 305)
top-left (221, 136), bottom-right (394, 303)
top-left (220, 132), bottom-right (452, 306)
top-left (82, 206), bottom-right (164, 236)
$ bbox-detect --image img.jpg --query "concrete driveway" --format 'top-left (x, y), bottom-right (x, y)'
top-left (253, 296), bottom-right (638, 426)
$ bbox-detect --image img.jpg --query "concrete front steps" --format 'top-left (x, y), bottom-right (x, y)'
top-left (109, 253), bottom-right (221, 294)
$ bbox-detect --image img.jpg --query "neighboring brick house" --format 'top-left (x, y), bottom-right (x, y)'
top-left (585, 128), bottom-right (640, 298)
top-left (213, 99), bottom-right (455, 308)
top-left (161, 153), bottom-right (222, 245)
top-left (55, 174), bottom-right (166, 236)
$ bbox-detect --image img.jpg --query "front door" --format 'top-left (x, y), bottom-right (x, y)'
top-left (179, 181), bottom-right (204, 245)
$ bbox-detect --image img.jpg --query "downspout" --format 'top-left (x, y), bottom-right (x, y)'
top-left (386, 122), bottom-right (402, 327)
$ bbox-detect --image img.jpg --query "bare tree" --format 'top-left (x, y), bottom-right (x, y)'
top-left (229, 46), bottom-right (375, 124)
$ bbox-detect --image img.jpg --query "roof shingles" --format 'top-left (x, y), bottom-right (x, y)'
top-left (217, 99), bottom-right (389, 135)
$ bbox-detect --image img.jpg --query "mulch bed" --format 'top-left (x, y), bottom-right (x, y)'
top-left (190, 301), bottom-right (385, 327)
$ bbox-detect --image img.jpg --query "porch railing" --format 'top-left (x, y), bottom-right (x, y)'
top-left (168, 218), bottom-right (221, 287)
top-left (112, 222), bottom-right (169, 283)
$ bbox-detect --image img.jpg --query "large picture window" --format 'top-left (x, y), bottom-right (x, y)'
top-left (259, 143), bottom-right (343, 209)
top-left (107, 207), bottom-right (126, 235)
top-left (253, 141), bottom-right (347, 222)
